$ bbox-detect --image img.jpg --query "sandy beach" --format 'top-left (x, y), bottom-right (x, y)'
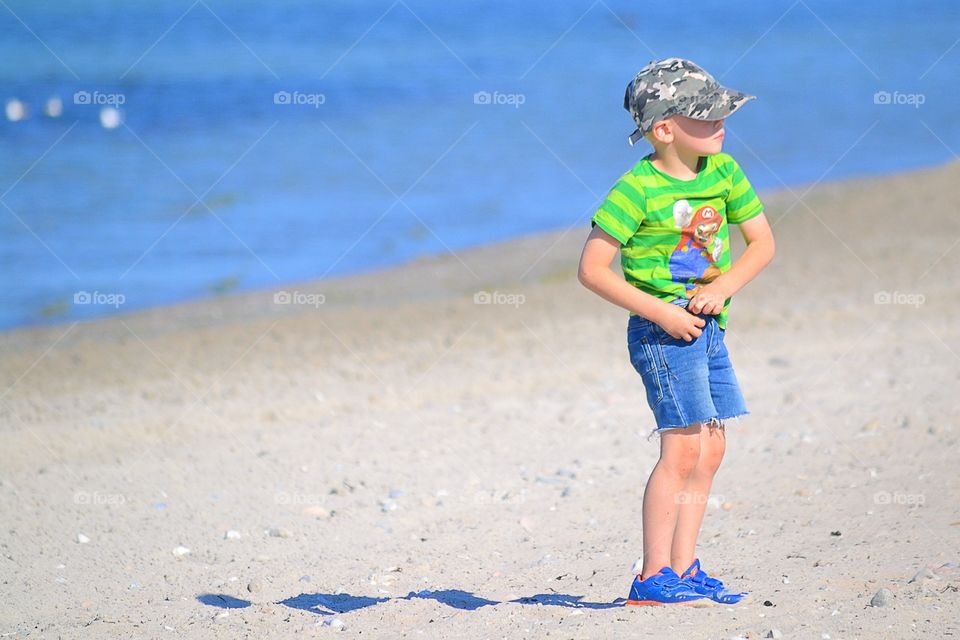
top-left (2, 161), bottom-right (959, 638)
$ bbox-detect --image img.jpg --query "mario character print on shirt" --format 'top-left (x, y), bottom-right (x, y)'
top-left (667, 199), bottom-right (723, 298)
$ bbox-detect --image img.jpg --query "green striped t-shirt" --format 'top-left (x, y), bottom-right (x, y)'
top-left (590, 152), bottom-right (764, 330)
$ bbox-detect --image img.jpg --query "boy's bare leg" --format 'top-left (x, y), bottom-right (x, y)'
top-left (670, 422), bottom-right (726, 573)
top-left (639, 424), bottom-right (702, 580)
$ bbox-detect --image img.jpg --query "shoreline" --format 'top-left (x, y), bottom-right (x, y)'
top-left (4, 155), bottom-right (956, 348)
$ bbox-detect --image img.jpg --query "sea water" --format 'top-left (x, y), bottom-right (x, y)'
top-left (1, 0), bottom-right (957, 328)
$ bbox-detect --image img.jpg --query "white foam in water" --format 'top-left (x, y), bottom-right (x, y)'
top-left (5, 98), bottom-right (26, 122)
top-left (99, 106), bottom-right (122, 129)
top-left (44, 97), bottom-right (63, 118)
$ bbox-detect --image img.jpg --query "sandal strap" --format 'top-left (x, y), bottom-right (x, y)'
top-left (689, 570), bottom-right (724, 590)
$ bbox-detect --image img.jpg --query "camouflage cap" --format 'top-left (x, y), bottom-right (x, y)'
top-left (624, 57), bottom-right (756, 146)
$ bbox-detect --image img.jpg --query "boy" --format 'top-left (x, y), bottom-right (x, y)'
top-left (577, 58), bottom-right (776, 606)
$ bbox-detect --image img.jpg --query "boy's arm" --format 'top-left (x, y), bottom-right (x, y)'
top-left (578, 226), bottom-right (706, 341)
top-left (688, 212), bottom-right (776, 315)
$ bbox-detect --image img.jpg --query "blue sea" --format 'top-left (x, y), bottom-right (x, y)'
top-left (2, 0), bottom-right (958, 329)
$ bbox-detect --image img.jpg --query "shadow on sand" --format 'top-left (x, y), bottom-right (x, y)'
top-left (198, 588), bottom-right (625, 615)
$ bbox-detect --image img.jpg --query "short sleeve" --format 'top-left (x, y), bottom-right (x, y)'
top-left (590, 176), bottom-right (646, 245)
top-left (725, 157), bottom-right (764, 225)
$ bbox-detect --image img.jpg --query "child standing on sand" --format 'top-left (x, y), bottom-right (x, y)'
top-left (577, 58), bottom-right (775, 606)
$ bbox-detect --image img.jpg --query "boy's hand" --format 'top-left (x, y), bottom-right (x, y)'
top-left (688, 282), bottom-right (729, 316)
top-left (656, 304), bottom-right (706, 342)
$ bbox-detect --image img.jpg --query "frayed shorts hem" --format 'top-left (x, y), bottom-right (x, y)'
top-left (645, 411), bottom-right (749, 442)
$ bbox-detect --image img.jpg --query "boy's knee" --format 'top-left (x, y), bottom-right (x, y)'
top-left (662, 439), bottom-right (701, 479)
top-left (697, 444), bottom-right (724, 475)
top-left (697, 424), bottom-right (726, 473)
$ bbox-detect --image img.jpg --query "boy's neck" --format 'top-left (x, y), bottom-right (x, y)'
top-left (649, 147), bottom-right (704, 180)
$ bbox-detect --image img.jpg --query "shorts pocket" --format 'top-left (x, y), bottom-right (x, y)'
top-left (628, 330), bottom-right (654, 372)
top-left (655, 324), bottom-right (690, 346)
top-left (643, 365), bottom-right (665, 409)
top-left (628, 335), bottom-right (664, 408)
top-left (655, 320), bottom-right (707, 347)
top-left (709, 327), bottom-right (727, 358)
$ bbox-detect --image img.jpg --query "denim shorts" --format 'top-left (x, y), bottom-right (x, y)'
top-left (626, 297), bottom-right (749, 435)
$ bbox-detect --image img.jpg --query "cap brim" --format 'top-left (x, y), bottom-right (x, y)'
top-left (687, 86), bottom-right (756, 122)
top-left (626, 86), bottom-right (755, 146)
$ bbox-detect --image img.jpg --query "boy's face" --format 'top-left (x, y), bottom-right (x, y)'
top-left (652, 115), bottom-right (726, 155)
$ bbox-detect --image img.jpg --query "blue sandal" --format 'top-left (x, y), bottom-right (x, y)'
top-left (680, 559), bottom-right (747, 604)
top-left (626, 566), bottom-right (709, 606)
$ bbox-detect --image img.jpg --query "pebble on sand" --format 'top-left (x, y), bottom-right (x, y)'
top-left (909, 567), bottom-right (935, 583)
top-left (320, 618), bottom-right (345, 629)
top-left (379, 500), bottom-right (398, 512)
top-left (301, 505), bottom-right (330, 518)
top-left (869, 588), bottom-right (893, 607)
top-left (76, 533), bottom-right (90, 544)
top-left (224, 530), bottom-right (242, 540)
top-left (247, 579), bottom-right (262, 593)
top-left (172, 546), bottom-right (191, 557)
top-left (267, 527), bottom-right (292, 538)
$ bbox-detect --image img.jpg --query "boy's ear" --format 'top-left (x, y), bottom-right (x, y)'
top-left (650, 119), bottom-right (669, 142)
